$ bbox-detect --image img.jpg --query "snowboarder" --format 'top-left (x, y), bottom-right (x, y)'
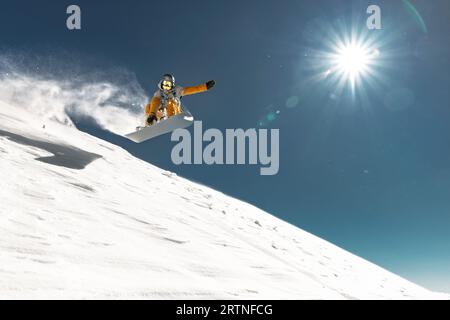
top-left (144, 74), bottom-right (215, 126)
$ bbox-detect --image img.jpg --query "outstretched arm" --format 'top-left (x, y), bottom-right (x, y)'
top-left (182, 80), bottom-right (215, 96)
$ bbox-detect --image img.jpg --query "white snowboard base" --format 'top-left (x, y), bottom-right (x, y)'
top-left (124, 111), bottom-right (194, 143)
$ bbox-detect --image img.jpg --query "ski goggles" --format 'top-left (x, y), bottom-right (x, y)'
top-left (161, 80), bottom-right (174, 91)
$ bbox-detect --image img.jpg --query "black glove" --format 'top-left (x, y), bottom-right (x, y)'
top-left (147, 114), bottom-right (157, 125)
top-left (206, 80), bottom-right (215, 90)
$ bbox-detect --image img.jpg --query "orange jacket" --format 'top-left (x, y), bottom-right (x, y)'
top-left (144, 84), bottom-right (208, 118)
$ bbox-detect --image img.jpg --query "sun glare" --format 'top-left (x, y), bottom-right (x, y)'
top-left (330, 42), bottom-right (376, 90)
top-left (336, 44), bottom-right (370, 76)
top-left (302, 19), bottom-right (392, 103)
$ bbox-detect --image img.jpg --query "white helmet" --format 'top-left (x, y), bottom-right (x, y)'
top-left (158, 73), bottom-right (175, 91)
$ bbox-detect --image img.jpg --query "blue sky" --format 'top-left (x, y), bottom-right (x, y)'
top-left (1, 0), bottom-right (449, 292)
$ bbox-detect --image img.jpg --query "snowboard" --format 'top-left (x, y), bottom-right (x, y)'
top-left (124, 110), bottom-right (194, 143)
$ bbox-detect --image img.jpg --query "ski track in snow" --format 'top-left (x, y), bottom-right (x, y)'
top-left (0, 103), bottom-right (449, 300)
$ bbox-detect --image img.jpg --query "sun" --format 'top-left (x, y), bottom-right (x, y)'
top-left (336, 44), bottom-right (370, 77)
top-left (300, 18), bottom-right (393, 104)
top-left (330, 41), bottom-right (378, 90)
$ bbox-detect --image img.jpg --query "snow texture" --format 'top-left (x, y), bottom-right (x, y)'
top-left (0, 83), bottom-right (449, 300)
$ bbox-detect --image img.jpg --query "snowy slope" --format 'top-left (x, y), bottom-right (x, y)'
top-left (0, 102), bottom-right (448, 300)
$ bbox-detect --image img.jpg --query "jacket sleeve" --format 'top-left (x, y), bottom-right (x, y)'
top-left (144, 96), bottom-right (161, 116)
top-left (181, 84), bottom-right (208, 96)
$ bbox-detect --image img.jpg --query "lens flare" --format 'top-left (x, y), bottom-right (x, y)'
top-left (308, 23), bottom-right (386, 99)
top-left (336, 45), bottom-right (369, 76)
top-left (330, 42), bottom-right (376, 90)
